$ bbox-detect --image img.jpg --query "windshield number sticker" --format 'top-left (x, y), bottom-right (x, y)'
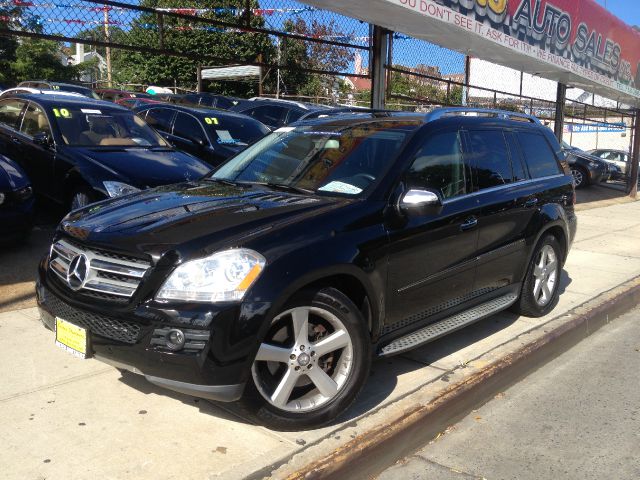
top-left (204, 117), bottom-right (219, 125)
top-left (52, 108), bottom-right (71, 118)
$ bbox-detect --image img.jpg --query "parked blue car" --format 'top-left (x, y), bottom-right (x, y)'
top-left (0, 154), bottom-right (34, 243)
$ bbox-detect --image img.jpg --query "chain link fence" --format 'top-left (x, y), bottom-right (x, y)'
top-left (0, 0), bottom-right (371, 101)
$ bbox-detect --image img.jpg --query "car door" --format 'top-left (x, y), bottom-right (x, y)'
top-left (14, 101), bottom-right (57, 198)
top-left (385, 128), bottom-right (480, 332)
top-left (171, 112), bottom-right (209, 160)
top-left (0, 98), bottom-right (28, 166)
top-left (468, 128), bottom-right (542, 296)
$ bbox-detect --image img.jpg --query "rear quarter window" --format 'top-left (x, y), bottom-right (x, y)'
top-left (517, 132), bottom-right (562, 178)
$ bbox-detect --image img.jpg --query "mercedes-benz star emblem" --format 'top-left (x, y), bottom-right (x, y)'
top-left (66, 254), bottom-right (89, 290)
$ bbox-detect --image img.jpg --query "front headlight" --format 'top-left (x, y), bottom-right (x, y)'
top-left (103, 181), bottom-right (140, 198)
top-left (588, 161), bottom-right (599, 168)
top-left (156, 249), bottom-right (266, 302)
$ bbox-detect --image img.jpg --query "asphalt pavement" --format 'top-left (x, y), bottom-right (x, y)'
top-left (377, 305), bottom-right (640, 480)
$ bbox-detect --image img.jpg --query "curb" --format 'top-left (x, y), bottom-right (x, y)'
top-left (277, 275), bottom-right (640, 480)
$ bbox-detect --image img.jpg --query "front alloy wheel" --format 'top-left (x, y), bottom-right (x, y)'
top-left (244, 288), bottom-right (371, 430)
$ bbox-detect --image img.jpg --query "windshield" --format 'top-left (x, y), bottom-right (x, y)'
top-left (203, 115), bottom-right (270, 146)
top-left (50, 106), bottom-right (170, 147)
top-left (57, 85), bottom-right (101, 100)
top-left (212, 120), bottom-right (421, 196)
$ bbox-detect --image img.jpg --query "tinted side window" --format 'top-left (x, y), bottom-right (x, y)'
top-left (407, 130), bottom-right (469, 199)
top-left (468, 129), bottom-right (513, 190)
top-left (20, 102), bottom-right (51, 137)
top-left (0, 99), bottom-right (25, 129)
top-left (173, 112), bottom-right (206, 143)
top-left (517, 132), bottom-right (561, 178)
top-left (247, 106), bottom-right (288, 127)
top-left (215, 97), bottom-right (234, 110)
top-left (505, 132), bottom-right (528, 182)
top-left (287, 109), bottom-right (305, 123)
top-left (144, 108), bottom-right (174, 132)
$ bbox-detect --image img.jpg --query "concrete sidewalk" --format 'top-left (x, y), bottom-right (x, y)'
top-left (3, 200), bottom-right (640, 480)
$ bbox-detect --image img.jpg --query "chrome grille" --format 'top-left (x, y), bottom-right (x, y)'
top-left (49, 239), bottom-right (151, 298)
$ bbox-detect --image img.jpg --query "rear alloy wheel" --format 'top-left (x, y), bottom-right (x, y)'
top-left (244, 288), bottom-right (371, 430)
top-left (570, 167), bottom-right (589, 189)
top-left (513, 235), bottom-right (562, 318)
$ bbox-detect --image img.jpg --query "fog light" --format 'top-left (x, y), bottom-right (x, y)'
top-left (165, 329), bottom-right (186, 351)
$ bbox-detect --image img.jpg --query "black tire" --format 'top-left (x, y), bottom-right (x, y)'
top-left (240, 287), bottom-right (371, 431)
top-left (570, 166), bottom-right (589, 189)
top-left (69, 186), bottom-right (98, 211)
top-left (513, 235), bottom-right (562, 318)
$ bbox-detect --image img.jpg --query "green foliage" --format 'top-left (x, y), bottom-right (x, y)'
top-left (11, 39), bottom-right (79, 82)
top-left (276, 18), bottom-right (352, 97)
top-left (113, 0), bottom-right (274, 96)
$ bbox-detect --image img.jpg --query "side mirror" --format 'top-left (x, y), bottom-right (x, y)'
top-left (33, 131), bottom-right (53, 149)
top-left (399, 188), bottom-right (443, 216)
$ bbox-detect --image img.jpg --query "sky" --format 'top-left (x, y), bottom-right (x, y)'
top-left (595, 0), bottom-right (640, 27)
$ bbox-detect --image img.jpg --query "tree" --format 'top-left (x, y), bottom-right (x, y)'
top-left (0, 1), bottom-right (42, 84)
top-left (277, 18), bottom-right (353, 98)
top-left (115, 0), bottom-right (275, 96)
top-left (11, 39), bottom-right (79, 82)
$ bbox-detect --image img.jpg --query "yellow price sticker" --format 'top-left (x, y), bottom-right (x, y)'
top-left (53, 108), bottom-right (71, 118)
top-left (204, 117), bottom-right (219, 125)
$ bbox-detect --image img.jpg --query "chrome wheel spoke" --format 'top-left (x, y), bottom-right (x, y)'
top-left (533, 264), bottom-right (544, 278)
top-left (546, 260), bottom-right (558, 274)
top-left (533, 278), bottom-right (543, 299)
top-left (270, 369), bottom-right (297, 407)
top-left (291, 308), bottom-right (309, 344)
top-left (312, 329), bottom-right (349, 357)
top-left (541, 282), bottom-right (551, 302)
top-left (307, 367), bottom-right (339, 398)
top-left (255, 343), bottom-right (291, 363)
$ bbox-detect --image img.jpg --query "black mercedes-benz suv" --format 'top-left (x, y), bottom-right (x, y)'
top-left (36, 108), bottom-right (577, 430)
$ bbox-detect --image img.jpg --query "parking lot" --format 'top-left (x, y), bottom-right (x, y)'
top-left (2, 185), bottom-right (639, 479)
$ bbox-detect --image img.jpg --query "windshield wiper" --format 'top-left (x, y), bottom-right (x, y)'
top-left (260, 182), bottom-right (313, 195)
top-left (205, 178), bottom-right (252, 188)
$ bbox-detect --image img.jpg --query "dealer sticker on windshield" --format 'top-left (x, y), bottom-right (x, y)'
top-left (318, 181), bottom-right (362, 195)
top-left (81, 109), bottom-right (102, 114)
top-left (204, 117), bottom-right (219, 125)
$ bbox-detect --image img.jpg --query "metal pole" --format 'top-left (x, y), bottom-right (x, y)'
top-left (197, 66), bottom-right (202, 93)
top-left (464, 55), bottom-right (471, 106)
top-left (103, 5), bottom-right (112, 88)
top-left (370, 25), bottom-right (389, 110)
top-left (554, 83), bottom-right (567, 143)
top-left (627, 110), bottom-right (640, 198)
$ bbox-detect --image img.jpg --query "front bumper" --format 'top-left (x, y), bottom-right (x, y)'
top-left (36, 257), bottom-right (272, 402)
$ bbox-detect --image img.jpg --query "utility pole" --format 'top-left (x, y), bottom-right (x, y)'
top-left (276, 37), bottom-right (281, 99)
top-left (104, 5), bottom-right (113, 87)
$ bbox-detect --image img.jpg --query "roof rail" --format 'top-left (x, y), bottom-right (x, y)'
top-left (424, 107), bottom-right (542, 124)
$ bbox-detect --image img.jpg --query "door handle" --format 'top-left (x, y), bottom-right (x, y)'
top-left (524, 197), bottom-right (539, 208)
top-left (11, 137), bottom-right (22, 145)
top-left (460, 216), bottom-right (478, 231)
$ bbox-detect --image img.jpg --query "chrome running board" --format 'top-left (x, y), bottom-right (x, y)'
top-left (379, 293), bottom-right (518, 357)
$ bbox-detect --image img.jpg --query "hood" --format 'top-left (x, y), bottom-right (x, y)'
top-left (60, 181), bottom-right (346, 256)
top-left (0, 155), bottom-right (30, 190)
top-left (72, 147), bottom-right (212, 187)
top-left (568, 150), bottom-right (606, 164)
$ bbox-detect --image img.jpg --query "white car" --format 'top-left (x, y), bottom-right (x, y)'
top-left (586, 149), bottom-right (630, 174)
top-left (0, 88), bottom-right (84, 99)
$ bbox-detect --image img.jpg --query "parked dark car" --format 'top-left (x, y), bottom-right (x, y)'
top-left (562, 142), bottom-right (609, 188)
top-left (231, 98), bottom-right (331, 129)
top-left (0, 94), bottom-right (211, 211)
top-left (0, 154), bottom-right (34, 243)
top-left (178, 93), bottom-right (243, 110)
top-left (134, 104), bottom-right (269, 166)
top-left (17, 81), bottom-right (100, 100)
top-left (116, 97), bottom-right (165, 109)
top-left (96, 89), bottom-right (152, 103)
top-left (36, 108), bottom-right (576, 429)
